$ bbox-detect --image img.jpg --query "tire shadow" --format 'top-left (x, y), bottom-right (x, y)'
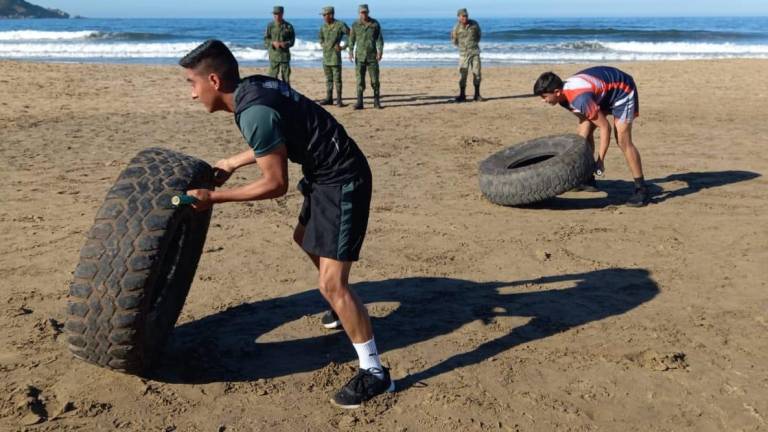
top-left (153, 268), bottom-right (658, 388)
top-left (522, 170), bottom-right (761, 210)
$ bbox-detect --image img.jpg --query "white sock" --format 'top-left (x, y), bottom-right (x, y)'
top-left (353, 338), bottom-right (384, 380)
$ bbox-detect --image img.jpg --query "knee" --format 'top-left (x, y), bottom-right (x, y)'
top-left (617, 136), bottom-right (633, 152)
top-left (318, 274), bottom-right (345, 302)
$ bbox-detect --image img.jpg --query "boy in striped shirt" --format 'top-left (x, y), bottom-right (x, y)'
top-left (534, 66), bottom-right (649, 207)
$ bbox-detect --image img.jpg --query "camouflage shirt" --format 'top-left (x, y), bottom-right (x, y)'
top-left (264, 20), bottom-right (295, 63)
top-left (349, 18), bottom-right (384, 62)
top-left (452, 20), bottom-right (481, 57)
top-left (319, 20), bottom-right (350, 66)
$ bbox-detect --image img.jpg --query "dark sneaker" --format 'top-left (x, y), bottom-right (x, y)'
top-left (331, 368), bottom-right (395, 409)
top-left (571, 175), bottom-right (599, 192)
top-left (321, 310), bottom-right (342, 329)
top-left (320, 98), bottom-right (333, 106)
top-left (626, 187), bottom-right (650, 207)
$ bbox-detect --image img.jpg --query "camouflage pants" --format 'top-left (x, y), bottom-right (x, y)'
top-left (268, 62), bottom-right (291, 84)
top-left (355, 60), bottom-right (380, 94)
top-left (323, 65), bottom-right (342, 93)
top-left (459, 54), bottom-right (481, 88)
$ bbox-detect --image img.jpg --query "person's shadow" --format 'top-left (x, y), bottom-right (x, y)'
top-left (380, 93), bottom-right (535, 108)
top-left (152, 268), bottom-right (658, 389)
top-left (524, 170), bottom-right (761, 210)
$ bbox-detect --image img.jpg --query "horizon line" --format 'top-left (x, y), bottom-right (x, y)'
top-left (30, 14), bottom-right (768, 20)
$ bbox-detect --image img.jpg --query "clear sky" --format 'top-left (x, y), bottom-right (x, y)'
top-left (37, 0), bottom-right (768, 19)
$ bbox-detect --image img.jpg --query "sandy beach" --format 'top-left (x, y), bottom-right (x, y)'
top-left (1, 59), bottom-right (767, 431)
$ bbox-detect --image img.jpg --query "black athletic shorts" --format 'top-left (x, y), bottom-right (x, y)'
top-left (297, 166), bottom-right (372, 262)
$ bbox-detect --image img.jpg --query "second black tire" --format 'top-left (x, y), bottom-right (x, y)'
top-left (66, 147), bottom-right (213, 375)
top-left (479, 134), bottom-right (594, 206)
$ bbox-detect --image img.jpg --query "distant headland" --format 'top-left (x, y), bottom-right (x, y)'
top-left (0, 0), bottom-right (69, 18)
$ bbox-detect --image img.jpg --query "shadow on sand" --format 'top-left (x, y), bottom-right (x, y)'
top-left (314, 93), bottom-right (536, 108)
top-left (153, 268), bottom-right (658, 390)
top-left (523, 170), bottom-right (761, 210)
top-left (381, 93), bottom-right (535, 108)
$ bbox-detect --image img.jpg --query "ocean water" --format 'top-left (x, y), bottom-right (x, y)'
top-left (1, 17), bottom-right (767, 66)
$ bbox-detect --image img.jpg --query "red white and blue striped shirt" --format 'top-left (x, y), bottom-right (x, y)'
top-left (560, 66), bottom-right (637, 120)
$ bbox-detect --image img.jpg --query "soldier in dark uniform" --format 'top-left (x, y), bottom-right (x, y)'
top-left (348, 4), bottom-right (384, 110)
top-left (451, 8), bottom-right (483, 102)
top-left (264, 6), bottom-right (295, 84)
top-left (319, 6), bottom-right (350, 107)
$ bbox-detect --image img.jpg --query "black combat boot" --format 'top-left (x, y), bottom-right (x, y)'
top-left (336, 85), bottom-right (344, 107)
top-left (473, 81), bottom-right (484, 102)
top-left (321, 87), bottom-right (333, 106)
top-left (373, 90), bottom-right (382, 109)
top-left (454, 86), bottom-right (467, 103)
top-left (354, 91), bottom-right (364, 110)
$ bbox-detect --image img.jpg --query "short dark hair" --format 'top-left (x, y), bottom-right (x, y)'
top-left (179, 39), bottom-right (240, 87)
top-left (533, 72), bottom-right (564, 96)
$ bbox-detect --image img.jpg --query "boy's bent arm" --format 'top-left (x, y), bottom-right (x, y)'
top-left (589, 111), bottom-right (612, 163)
top-left (218, 149), bottom-right (257, 173)
top-left (212, 144), bottom-right (289, 203)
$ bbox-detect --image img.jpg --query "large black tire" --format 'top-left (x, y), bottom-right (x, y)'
top-left (479, 134), bottom-right (594, 206)
top-left (66, 148), bottom-right (213, 375)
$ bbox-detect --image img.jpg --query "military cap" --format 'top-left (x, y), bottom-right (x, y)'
top-left (457, 8), bottom-right (468, 16)
top-left (320, 6), bottom-right (335, 15)
top-left (358, 4), bottom-right (369, 12)
top-left (272, 6), bottom-right (284, 14)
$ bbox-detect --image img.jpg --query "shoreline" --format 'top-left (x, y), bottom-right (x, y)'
top-left (4, 56), bottom-right (768, 69)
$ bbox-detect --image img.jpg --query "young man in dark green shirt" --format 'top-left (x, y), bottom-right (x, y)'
top-left (179, 40), bottom-right (394, 408)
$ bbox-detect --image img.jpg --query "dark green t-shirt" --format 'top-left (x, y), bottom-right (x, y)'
top-left (236, 105), bottom-right (284, 156)
top-left (233, 75), bottom-right (368, 184)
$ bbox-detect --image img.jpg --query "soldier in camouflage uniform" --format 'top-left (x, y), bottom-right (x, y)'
top-left (319, 6), bottom-right (350, 107)
top-left (264, 6), bottom-right (295, 84)
top-left (348, 4), bottom-right (384, 110)
top-left (451, 8), bottom-right (483, 102)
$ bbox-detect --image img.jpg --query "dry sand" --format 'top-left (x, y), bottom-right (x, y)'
top-left (0, 59), bottom-right (767, 431)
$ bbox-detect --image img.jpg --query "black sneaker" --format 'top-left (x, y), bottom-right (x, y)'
top-left (321, 310), bottom-right (342, 329)
top-left (626, 187), bottom-right (650, 207)
top-left (331, 368), bottom-right (395, 409)
top-left (571, 175), bottom-right (599, 192)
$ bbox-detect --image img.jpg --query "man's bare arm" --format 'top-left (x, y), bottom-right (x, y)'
top-left (211, 149), bottom-right (258, 187)
top-left (186, 145), bottom-right (289, 210)
top-left (211, 144), bottom-right (289, 203)
top-left (217, 149), bottom-right (258, 173)
top-left (590, 111), bottom-right (612, 164)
